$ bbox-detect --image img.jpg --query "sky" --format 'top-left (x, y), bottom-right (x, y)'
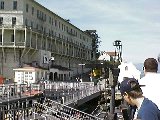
top-left (36, 0), bottom-right (160, 64)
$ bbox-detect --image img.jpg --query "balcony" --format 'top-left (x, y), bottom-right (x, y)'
top-left (0, 42), bottom-right (25, 47)
top-left (0, 24), bottom-right (25, 29)
top-left (67, 30), bottom-right (76, 36)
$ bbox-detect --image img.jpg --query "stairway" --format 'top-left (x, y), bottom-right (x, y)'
top-left (32, 98), bottom-right (103, 120)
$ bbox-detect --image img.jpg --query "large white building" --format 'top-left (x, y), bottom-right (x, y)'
top-left (0, 0), bottom-right (96, 81)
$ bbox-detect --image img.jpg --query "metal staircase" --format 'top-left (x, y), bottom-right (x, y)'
top-left (32, 98), bottom-right (103, 120)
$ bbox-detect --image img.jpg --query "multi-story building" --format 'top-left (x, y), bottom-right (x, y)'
top-left (0, 0), bottom-right (96, 81)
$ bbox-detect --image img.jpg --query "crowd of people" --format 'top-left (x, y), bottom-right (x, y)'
top-left (119, 58), bottom-right (160, 120)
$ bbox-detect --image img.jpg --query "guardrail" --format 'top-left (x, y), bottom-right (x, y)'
top-left (34, 98), bottom-right (103, 120)
top-left (0, 83), bottom-right (42, 101)
top-left (0, 82), bottom-right (103, 105)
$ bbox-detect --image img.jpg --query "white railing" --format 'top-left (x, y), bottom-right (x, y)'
top-left (0, 24), bottom-right (25, 29)
top-left (0, 82), bottom-right (103, 104)
top-left (0, 83), bottom-right (43, 100)
top-left (43, 81), bottom-right (96, 91)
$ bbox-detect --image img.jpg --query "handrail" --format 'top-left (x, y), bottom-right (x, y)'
top-left (41, 98), bottom-right (103, 120)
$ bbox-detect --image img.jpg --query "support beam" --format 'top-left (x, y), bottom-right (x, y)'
top-left (13, 27), bottom-right (16, 46)
top-left (24, 26), bottom-right (27, 47)
top-left (29, 29), bottom-right (32, 48)
top-left (20, 48), bottom-right (26, 59)
top-left (45, 36), bottom-right (47, 51)
top-left (14, 47), bottom-right (16, 62)
top-left (36, 34), bottom-right (38, 49)
top-left (23, 48), bottom-right (30, 57)
top-left (2, 26), bottom-right (4, 46)
top-left (1, 48), bottom-right (4, 75)
top-left (30, 49), bottom-right (37, 57)
top-left (41, 34), bottom-right (43, 49)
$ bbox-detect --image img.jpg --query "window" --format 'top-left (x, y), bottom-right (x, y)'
top-left (31, 21), bottom-right (33, 28)
top-left (66, 26), bottom-right (68, 32)
top-left (49, 16), bottom-right (51, 24)
top-left (0, 17), bottom-right (3, 25)
top-left (25, 19), bottom-right (28, 26)
top-left (44, 27), bottom-right (46, 34)
top-left (0, 1), bottom-right (4, 9)
top-left (55, 20), bottom-right (57, 27)
top-left (36, 24), bottom-right (38, 30)
top-left (62, 24), bottom-right (63, 31)
top-left (13, 1), bottom-right (17, 10)
top-left (12, 17), bottom-right (16, 25)
top-left (0, 34), bottom-right (2, 42)
top-left (52, 18), bottom-right (54, 25)
top-left (25, 72), bottom-right (29, 81)
top-left (37, 10), bottom-right (39, 18)
top-left (26, 4), bottom-right (28, 12)
top-left (44, 14), bottom-right (46, 21)
top-left (11, 34), bottom-right (14, 42)
top-left (32, 7), bottom-right (34, 15)
top-left (59, 22), bottom-right (60, 29)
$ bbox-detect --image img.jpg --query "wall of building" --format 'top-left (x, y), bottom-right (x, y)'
top-left (0, 0), bottom-right (95, 80)
top-left (0, 49), bottom-right (20, 78)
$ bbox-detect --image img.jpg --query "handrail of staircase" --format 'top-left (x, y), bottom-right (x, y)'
top-left (43, 98), bottom-right (103, 120)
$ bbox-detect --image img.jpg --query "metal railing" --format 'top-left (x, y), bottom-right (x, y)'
top-left (0, 82), bottom-right (102, 105)
top-left (33, 98), bottom-right (103, 120)
top-left (0, 83), bottom-right (42, 101)
top-left (42, 82), bottom-right (102, 105)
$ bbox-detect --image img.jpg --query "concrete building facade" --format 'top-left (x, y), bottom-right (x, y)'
top-left (0, 0), bottom-right (95, 80)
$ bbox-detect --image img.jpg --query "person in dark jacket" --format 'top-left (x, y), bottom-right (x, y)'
top-left (120, 77), bottom-right (160, 120)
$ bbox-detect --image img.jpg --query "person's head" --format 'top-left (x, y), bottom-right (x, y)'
top-left (144, 58), bottom-right (158, 73)
top-left (120, 78), bottom-right (143, 106)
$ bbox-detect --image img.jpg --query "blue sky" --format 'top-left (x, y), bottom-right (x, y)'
top-left (36, 0), bottom-right (160, 63)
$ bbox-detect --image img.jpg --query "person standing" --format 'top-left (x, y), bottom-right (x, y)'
top-left (120, 78), bottom-right (160, 120)
top-left (139, 58), bottom-right (160, 109)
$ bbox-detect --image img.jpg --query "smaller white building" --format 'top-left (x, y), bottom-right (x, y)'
top-left (118, 62), bottom-right (141, 83)
top-left (98, 51), bottom-right (118, 61)
top-left (13, 66), bottom-right (48, 84)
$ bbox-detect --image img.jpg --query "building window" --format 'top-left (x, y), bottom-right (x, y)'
top-left (31, 21), bottom-right (33, 28)
top-left (49, 16), bottom-right (51, 24)
top-left (12, 17), bottom-right (16, 25)
top-left (0, 1), bottom-right (4, 9)
top-left (62, 24), bottom-right (63, 31)
top-left (11, 34), bottom-right (14, 42)
top-left (13, 1), bottom-right (17, 10)
top-left (0, 17), bottom-right (3, 25)
top-left (37, 10), bottom-right (39, 18)
top-left (44, 14), bottom-right (46, 21)
top-left (25, 19), bottom-right (28, 26)
top-left (52, 18), bottom-right (54, 25)
top-left (59, 22), bottom-right (60, 29)
top-left (44, 27), bottom-right (46, 34)
top-left (26, 4), bottom-right (29, 12)
top-left (0, 34), bottom-right (2, 42)
top-left (32, 7), bottom-right (34, 15)
top-left (66, 26), bottom-right (68, 32)
top-left (55, 20), bottom-right (57, 27)
top-left (36, 24), bottom-right (38, 30)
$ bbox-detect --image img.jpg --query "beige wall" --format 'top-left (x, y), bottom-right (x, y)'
top-left (0, 0), bottom-right (95, 80)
